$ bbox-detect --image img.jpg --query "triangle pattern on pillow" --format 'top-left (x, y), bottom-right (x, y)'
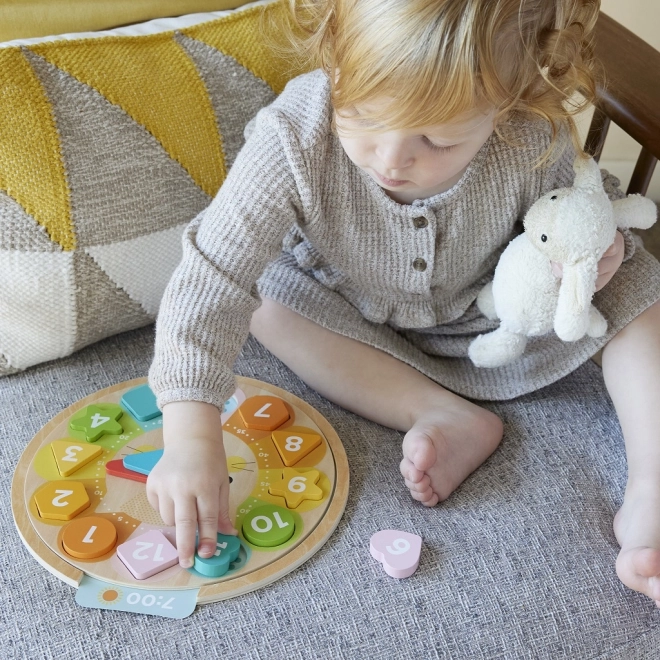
top-left (0, 48), bottom-right (73, 250)
top-left (183, 1), bottom-right (308, 94)
top-left (0, 191), bottom-right (61, 252)
top-left (71, 251), bottom-right (152, 352)
top-left (174, 32), bottom-right (276, 171)
top-left (84, 223), bottom-right (188, 318)
top-left (24, 49), bottom-right (211, 249)
top-left (30, 33), bottom-right (224, 197)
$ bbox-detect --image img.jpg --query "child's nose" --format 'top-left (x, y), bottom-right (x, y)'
top-left (375, 138), bottom-right (414, 171)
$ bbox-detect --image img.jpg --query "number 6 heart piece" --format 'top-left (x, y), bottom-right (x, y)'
top-left (370, 530), bottom-right (423, 579)
top-left (12, 377), bottom-right (349, 607)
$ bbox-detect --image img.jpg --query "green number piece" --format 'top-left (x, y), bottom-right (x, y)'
top-left (242, 505), bottom-right (296, 548)
top-left (69, 404), bottom-right (124, 442)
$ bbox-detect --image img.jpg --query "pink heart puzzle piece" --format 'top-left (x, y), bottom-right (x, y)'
top-left (369, 529), bottom-right (422, 579)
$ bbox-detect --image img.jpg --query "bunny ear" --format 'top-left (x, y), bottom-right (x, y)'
top-left (573, 156), bottom-right (603, 194)
top-left (554, 261), bottom-right (598, 341)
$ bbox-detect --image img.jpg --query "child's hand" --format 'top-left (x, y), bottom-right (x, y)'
top-left (146, 401), bottom-right (237, 568)
top-left (551, 230), bottom-right (625, 291)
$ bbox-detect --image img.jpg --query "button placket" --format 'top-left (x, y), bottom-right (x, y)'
top-left (407, 208), bottom-right (435, 289)
top-left (412, 257), bottom-right (427, 271)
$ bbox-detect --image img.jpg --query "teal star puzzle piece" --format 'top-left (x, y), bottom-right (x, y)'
top-left (69, 404), bottom-right (124, 442)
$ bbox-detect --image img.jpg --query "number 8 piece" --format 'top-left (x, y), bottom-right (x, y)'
top-left (12, 377), bottom-right (349, 604)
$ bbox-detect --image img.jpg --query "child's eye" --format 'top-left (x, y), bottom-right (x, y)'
top-left (423, 137), bottom-right (456, 152)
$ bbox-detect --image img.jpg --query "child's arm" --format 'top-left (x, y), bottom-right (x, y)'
top-left (148, 90), bottom-right (312, 565)
top-left (146, 401), bottom-right (234, 567)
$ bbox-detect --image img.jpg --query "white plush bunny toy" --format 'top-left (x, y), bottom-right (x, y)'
top-left (468, 156), bottom-right (657, 368)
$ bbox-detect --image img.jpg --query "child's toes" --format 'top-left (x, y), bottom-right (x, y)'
top-left (402, 427), bottom-right (437, 473)
top-left (419, 491), bottom-right (439, 507)
top-left (617, 547), bottom-right (660, 601)
top-left (404, 474), bottom-right (431, 493)
top-left (400, 457), bottom-right (425, 483)
top-left (408, 485), bottom-right (438, 506)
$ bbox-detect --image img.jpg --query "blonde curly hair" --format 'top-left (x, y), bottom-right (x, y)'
top-left (273, 0), bottom-right (602, 165)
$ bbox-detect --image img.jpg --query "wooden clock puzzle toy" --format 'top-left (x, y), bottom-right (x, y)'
top-left (12, 377), bottom-right (349, 618)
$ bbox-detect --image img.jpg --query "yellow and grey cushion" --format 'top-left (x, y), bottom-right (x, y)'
top-left (0, 0), bottom-right (306, 375)
top-left (0, 0), bottom-right (253, 42)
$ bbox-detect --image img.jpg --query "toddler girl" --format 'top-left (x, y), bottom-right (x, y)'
top-left (147, 0), bottom-right (660, 604)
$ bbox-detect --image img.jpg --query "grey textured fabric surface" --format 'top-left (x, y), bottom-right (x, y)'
top-left (3, 325), bottom-right (659, 659)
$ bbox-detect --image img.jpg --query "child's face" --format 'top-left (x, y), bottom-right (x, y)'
top-left (335, 101), bottom-right (495, 204)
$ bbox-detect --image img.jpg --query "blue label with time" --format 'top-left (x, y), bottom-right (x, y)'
top-left (75, 575), bottom-right (198, 619)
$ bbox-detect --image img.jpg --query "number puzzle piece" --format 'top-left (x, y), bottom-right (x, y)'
top-left (116, 529), bottom-right (179, 579)
top-left (122, 449), bottom-right (163, 476)
top-left (271, 430), bottom-right (322, 466)
top-left (61, 516), bottom-right (118, 559)
top-left (193, 533), bottom-right (242, 578)
top-left (268, 468), bottom-right (323, 509)
top-left (369, 530), bottom-right (422, 579)
top-left (121, 384), bottom-right (161, 422)
top-left (50, 440), bottom-right (103, 477)
top-left (33, 481), bottom-right (90, 521)
top-left (238, 396), bottom-right (290, 431)
top-left (105, 459), bottom-right (148, 483)
top-left (242, 505), bottom-right (295, 547)
top-left (69, 404), bottom-right (124, 442)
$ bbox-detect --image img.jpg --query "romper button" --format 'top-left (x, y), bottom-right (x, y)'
top-left (412, 258), bottom-right (427, 271)
top-left (413, 217), bottom-right (428, 229)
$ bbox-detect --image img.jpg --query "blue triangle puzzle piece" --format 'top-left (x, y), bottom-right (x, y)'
top-left (123, 449), bottom-right (164, 475)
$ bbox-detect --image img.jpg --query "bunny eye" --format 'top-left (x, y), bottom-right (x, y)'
top-left (550, 195), bottom-right (557, 200)
top-left (541, 234), bottom-right (548, 242)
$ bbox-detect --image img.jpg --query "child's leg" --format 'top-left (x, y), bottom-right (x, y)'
top-left (601, 299), bottom-right (660, 604)
top-left (250, 298), bottom-right (503, 505)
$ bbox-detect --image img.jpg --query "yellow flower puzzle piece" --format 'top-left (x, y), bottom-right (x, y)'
top-left (268, 468), bottom-right (323, 509)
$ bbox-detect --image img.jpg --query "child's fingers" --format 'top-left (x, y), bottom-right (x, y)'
top-left (196, 496), bottom-right (221, 559)
top-left (158, 494), bottom-right (176, 527)
top-left (217, 478), bottom-right (237, 536)
top-left (174, 499), bottom-right (199, 568)
top-left (145, 485), bottom-right (159, 514)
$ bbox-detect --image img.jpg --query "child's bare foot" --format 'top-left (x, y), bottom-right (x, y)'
top-left (399, 395), bottom-right (503, 506)
top-left (613, 480), bottom-right (660, 606)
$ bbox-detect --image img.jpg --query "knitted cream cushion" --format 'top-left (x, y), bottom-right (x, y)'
top-left (0, 0), bottom-right (306, 375)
